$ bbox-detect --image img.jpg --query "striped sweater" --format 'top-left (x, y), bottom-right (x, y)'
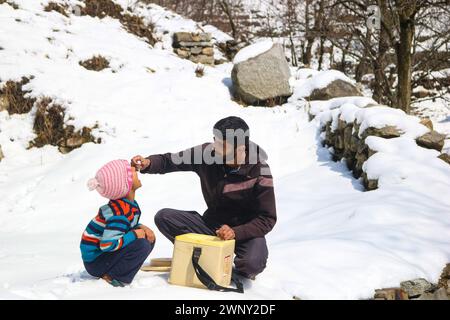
top-left (80, 198), bottom-right (142, 262)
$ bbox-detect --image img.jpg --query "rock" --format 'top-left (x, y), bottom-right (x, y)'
top-left (438, 153), bottom-right (450, 165)
top-left (307, 79), bottom-right (362, 101)
top-left (415, 292), bottom-right (434, 300)
top-left (190, 47), bottom-right (203, 55)
top-left (175, 48), bottom-right (190, 58)
top-left (0, 94), bottom-right (9, 112)
top-left (363, 172), bottom-right (378, 191)
top-left (0, 144), bottom-right (4, 161)
top-left (400, 278), bottom-right (435, 298)
top-left (361, 126), bottom-right (402, 140)
top-left (202, 47), bottom-right (214, 56)
top-left (419, 117), bottom-right (433, 130)
top-left (438, 263), bottom-right (450, 288)
top-left (374, 288), bottom-right (409, 300)
top-left (177, 41), bottom-right (211, 48)
top-left (190, 54), bottom-right (214, 65)
top-left (231, 43), bottom-right (292, 105)
top-left (173, 32), bottom-right (194, 44)
top-left (173, 32), bottom-right (211, 44)
top-left (214, 58), bottom-right (228, 65)
top-left (416, 130), bottom-right (447, 151)
top-left (433, 287), bottom-right (449, 300)
top-left (192, 33), bottom-right (211, 42)
top-left (217, 40), bottom-right (243, 61)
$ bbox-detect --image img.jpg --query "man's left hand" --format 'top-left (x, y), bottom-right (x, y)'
top-left (216, 224), bottom-right (235, 240)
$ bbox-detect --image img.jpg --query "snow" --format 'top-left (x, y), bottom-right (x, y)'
top-left (1, 0), bottom-right (450, 300)
top-left (308, 96), bottom-right (377, 117)
top-left (232, 39), bottom-right (274, 64)
top-left (289, 69), bottom-right (362, 103)
top-left (355, 106), bottom-right (430, 138)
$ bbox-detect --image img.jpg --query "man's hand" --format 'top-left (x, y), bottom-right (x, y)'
top-left (216, 224), bottom-right (235, 240)
top-left (131, 155), bottom-right (151, 172)
top-left (137, 225), bottom-right (156, 243)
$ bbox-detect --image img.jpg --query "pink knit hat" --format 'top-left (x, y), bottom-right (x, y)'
top-left (87, 159), bottom-right (133, 200)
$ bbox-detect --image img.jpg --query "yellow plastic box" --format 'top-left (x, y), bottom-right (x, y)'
top-left (169, 233), bottom-right (235, 289)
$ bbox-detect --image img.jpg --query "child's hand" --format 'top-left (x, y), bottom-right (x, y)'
top-left (134, 229), bottom-right (146, 239)
top-left (137, 225), bottom-right (156, 243)
top-left (144, 228), bottom-right (155, 243)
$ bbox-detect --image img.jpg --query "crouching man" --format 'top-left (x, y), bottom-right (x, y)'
top-left (131, 116), bottom-right (276, 279)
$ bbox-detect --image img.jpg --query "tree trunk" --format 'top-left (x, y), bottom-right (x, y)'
top-left (219, 0), bottom-right (238, 40)
top-left (303, 0), bottom-right (313, 66)
top-left (373, 0), bottom-right (393, 106)
top-left (396, 12), bottom-right (414, 114)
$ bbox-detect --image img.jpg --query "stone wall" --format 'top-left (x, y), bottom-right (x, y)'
top-left (373, 264), bottom-right (450, 300)
top-left (316, 106), bottom-right (448, 191)
top-left (172, 32), bottom-right (214, 65)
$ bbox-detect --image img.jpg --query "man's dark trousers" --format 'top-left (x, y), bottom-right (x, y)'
top-left (155, 208), bottom-right (268, 279)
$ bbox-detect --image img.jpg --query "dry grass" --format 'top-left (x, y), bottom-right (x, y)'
top-left (195, 65), bottom-right (205, 77)
top-left (231, 95), bottom-right (248, 108)
top-left (31, 97), bottom-right (66, 148)
top-left (232, 94), bottom-right (288, 108)
top-left (44, 2), bottom-right (68, 17)
top-left (121, 13), bottom-right (155, 45)
top-left (0, 77), bottom-right (36, 114)
top-left (81, 0), bottom-right (155, 45)
top-left (30, 98), bottom-right (99, 153)
top-left (79, 55), bottom-right (110, 71)
top-left (81, 0), bottom-right (123, 19)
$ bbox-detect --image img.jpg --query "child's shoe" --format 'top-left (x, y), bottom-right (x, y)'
top-left (102, 274), bottom-right (125, 287)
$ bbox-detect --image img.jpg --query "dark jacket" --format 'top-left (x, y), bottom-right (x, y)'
top-left (141, 141), bottom-right (277, 241)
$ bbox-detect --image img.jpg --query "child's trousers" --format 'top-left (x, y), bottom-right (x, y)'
top-left (84, 238), bottom-right (154, 284)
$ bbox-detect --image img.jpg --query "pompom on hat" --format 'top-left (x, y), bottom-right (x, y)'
top-left (87, 159), bottom-right (133, 200)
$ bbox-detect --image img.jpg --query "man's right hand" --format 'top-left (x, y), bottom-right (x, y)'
top-left (131, 155), bottom-right (151, 172)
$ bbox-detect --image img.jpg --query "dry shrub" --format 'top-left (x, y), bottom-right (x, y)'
top-left (121, 13), bottom-right (155, 45)
top-left (195, 65), bottom-right (205, 78)
top-left (0, 0), bottom-right (19, 9)
top-left (81, 0), bottom-right (156, 45)
top-left (30, 98), bottom-right (100, 153)
top-left (79, 55), bottom-right (110, 71)
top-left (81, 0), bottom-right (122, 19)
top-left (0, 77), bottom-right (36, 114)
top-left (44, 2), bottom-right (68, 17)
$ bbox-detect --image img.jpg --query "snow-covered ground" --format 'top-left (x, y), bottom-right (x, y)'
top-left (0, 1), bottom-right (449, 300)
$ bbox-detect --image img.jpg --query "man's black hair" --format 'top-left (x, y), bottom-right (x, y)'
top-left (213, 116), bottom-right (250, 150)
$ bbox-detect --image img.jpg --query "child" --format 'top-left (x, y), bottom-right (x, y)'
top-left (80, 159), bottom-right (155, 287)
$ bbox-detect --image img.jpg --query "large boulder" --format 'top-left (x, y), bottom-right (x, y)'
top-left (308, 79), bottom-right (362, 101)
top-left (231, 42), bottom-right (292, 105)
